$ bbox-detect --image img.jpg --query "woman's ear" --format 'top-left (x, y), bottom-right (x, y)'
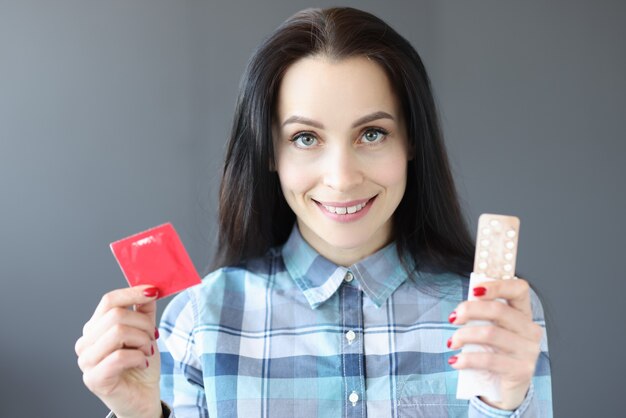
top-left (407, 143), bottom-right (416, 161)
top-left (269, 149), bottom-right (277, 171)
top-left (269, 126), bottom-right (279, 171)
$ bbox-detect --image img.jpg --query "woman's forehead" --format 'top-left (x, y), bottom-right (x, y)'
top-left (276, 55), bottom-right (401, 127)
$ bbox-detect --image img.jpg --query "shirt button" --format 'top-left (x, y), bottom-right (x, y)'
top-left (345, 330), bottom-right (356, 344)
top-left (344, 272), bottom-right (354, 282)
top-left (349, 391), bottom-right (359, 406)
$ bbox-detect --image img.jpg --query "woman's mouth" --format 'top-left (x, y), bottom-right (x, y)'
top-left (313, 196), bottom-right (377, 222)
top-left (321, 200), bottom-right (368, 214)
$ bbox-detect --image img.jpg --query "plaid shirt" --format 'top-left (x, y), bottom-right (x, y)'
top-left (149, 224), bottom-right (552, 418)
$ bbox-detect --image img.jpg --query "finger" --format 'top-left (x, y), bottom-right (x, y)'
top-left (83, 308), bottom-right (156, 346)
top-left (472, 278), bottom-right (532, 317)
top-left (78, 325), bottom-right (155, 372)
top-left (82, 349), bottom-right (150, 395)
top-left (93, 285), bottom-right (159, 318)
top-left (449, 351), bottom-right (537, 383)
top-left (450, 325), bottom-right (540, 357)
top-left (452, 300), bottom-right (540, 341)
top-left (133, 299), bottom-right (157, 325)
top-left (75, 335), bottom-right (88, 356)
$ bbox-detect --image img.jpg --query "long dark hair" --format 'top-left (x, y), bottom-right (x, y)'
top-left (212, 7), bottom-right (475, 281)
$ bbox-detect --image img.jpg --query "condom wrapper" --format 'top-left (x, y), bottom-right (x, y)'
top-left (109, 223), bottom-right (201, 299)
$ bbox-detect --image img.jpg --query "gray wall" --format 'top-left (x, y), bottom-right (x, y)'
top-left (1, 1), bottom-right (624, 416)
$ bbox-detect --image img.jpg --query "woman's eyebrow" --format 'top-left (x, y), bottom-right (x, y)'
top-left (281, 111), bottom-right (395, 129)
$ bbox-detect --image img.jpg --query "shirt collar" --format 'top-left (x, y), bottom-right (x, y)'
top-left (282, 223), bottom-right (413, 309)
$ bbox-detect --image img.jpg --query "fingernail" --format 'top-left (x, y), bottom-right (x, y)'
top-left (146, 359), bottom-right (150, 368)
top-left (448, 355), bottom-right (458, 365)
top-left (446, 338), bottom-right (452, 349)
top-left (448, 311), bottom-right (457, 324)
top-left (155, 328), bottom-right (160, 339)
top-left (151, 344), bottom-right (155, 356)
top-left (473, 286), bottom-right (487, 297)
top-left (143, 287), bottom-right (159, 298)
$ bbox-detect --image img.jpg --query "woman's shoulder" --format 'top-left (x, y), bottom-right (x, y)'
top-left (201, 245), bottom-right (285, 287)
top-left (163, 246), bottom-right (287, 315)
top-left (404, 268), bottom-right (470, 300)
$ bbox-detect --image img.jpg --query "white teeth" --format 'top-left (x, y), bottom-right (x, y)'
top-left (322, 201), bottom-right (367, 215)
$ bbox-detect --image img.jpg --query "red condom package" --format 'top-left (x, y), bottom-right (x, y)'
top-left (109, 223), bottom-right (201, 299)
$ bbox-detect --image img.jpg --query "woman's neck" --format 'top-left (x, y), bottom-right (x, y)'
top-left (296, 219), bottom-right (394, 267)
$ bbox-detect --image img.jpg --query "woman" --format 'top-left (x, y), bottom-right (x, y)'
top-left (76, 7), bottom-right (552, 418)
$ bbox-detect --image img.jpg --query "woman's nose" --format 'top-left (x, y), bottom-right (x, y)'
top-left (322, 145), bottom-right (364, 192)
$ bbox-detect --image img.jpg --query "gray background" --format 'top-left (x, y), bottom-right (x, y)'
top-left (1, 0), bottom-right (624, 417)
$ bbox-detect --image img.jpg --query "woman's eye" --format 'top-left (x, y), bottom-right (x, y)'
top-left (361, 128), bottom-right (389, 144)
top-left (289, 128), bottom-right (388, 148)
top-left (290, 133), bottom-right (318, 148)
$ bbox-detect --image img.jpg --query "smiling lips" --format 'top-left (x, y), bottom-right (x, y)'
top-left (314, 197), bottom-right (374, 215)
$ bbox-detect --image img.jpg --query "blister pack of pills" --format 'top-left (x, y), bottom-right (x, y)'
top-left (456, 213), bottom-right (520, 401)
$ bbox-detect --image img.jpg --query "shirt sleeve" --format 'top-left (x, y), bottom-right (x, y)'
top-left (158, 288), bottom-right (209, 418)
top-left (105, 401), bottom-right (173, 418)
top-left (467, 285), bottom-right (554, 417)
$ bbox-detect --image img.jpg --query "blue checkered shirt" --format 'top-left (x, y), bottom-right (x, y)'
top-left (147, 224), bottom-right (552, 417)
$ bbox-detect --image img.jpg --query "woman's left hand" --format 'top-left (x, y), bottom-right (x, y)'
top-left (447, 277), bottom-right (543, 411)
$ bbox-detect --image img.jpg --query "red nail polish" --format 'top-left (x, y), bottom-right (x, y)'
top-left (448, 356), bottom-right (458, 365)
top-left (448, 311), bottom-right (457, 324)
top-left (155, 328), bottom-right (160, 339)
top-left (143, 287), bottom-right (159, 298)
top-left (151, 345), bottom-right (155, 355)
top-left (146, 359), bottom-right (150, 368)
top-left (446, 338), bottom-right (452, 349)
top-left (473, 286), bottom-right (487, 297)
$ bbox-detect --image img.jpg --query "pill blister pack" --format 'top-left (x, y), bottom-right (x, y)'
top-left (473, 214), bottom-right (520, 280)
top-left (456, 213), bottom-right (521, 401)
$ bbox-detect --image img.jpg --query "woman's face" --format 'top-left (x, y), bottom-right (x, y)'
top-left (273, 55), bottom-right (411, 266)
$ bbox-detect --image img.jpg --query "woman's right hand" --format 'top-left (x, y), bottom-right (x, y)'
top-left (75, 285), bottom-right (163, 418)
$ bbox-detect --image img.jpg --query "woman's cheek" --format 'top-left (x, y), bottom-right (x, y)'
top-left (277, 155), bottom-right (317, 198)
top-left (368, 150), bottom-right (408, 186)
